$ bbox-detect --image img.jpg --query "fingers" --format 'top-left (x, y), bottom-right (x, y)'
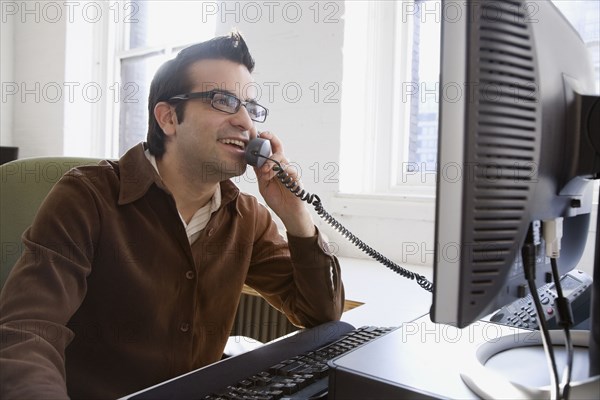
top-left (256, 131), bottom-right (281, 175)
top-left (256, 131), bottom-right (284, 154)
top-left (259, 156), bottom-right (289, 181)
top-left (253, 131), bottom-right (294, 180)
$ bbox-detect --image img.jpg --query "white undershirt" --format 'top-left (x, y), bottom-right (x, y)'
top-left (144, 150), bottom-right (221, 244)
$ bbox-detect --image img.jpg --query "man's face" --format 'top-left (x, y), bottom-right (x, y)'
top-left (169, 59), bottom-right (258, 182)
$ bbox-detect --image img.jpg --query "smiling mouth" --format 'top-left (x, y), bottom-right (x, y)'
top-left (218, 138), bottom-right (246, 151)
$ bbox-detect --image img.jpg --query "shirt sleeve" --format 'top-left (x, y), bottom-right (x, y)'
top-left (0, 171), bottom-right (99, 399)
top-left (245, 203), bottom-right (345, 328)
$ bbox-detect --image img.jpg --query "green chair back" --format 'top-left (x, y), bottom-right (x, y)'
top-left (0, 157), bottom-right (102, 289)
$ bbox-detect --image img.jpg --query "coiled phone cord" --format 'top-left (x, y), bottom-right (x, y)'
top-left (260, 154), bottom-right (434, 293)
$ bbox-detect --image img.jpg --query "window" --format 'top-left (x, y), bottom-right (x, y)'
top-left (552, 0), bottom-right (600, 92)
top-left (109, 1), bottom-right (216, 157)
top-left (398, 1), bottom-right (440, 191)
top-left (340, 0), bottom-right (600, 196)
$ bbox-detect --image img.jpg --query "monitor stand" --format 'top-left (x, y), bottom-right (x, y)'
top-left (328, 314), bottom-right (600, 399)
top-left (461, 329), bottom-right (599, 399)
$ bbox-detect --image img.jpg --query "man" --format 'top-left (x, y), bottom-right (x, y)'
top-left (0, 32), bottom-right (344, 399)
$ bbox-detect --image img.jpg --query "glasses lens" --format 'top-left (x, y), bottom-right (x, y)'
top-left (246, 103), bottom-right (268, 122)
top-left (212, 92), bottom-right (240, 113)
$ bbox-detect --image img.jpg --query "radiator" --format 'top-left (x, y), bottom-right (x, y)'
top-left (231, 291), bottom-right (298, 343)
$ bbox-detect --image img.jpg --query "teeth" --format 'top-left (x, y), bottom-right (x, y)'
top-left (219, 139), bottom-right (245, 149)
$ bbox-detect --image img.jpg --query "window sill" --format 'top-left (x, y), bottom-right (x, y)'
top-left (330, 192), bottom-right (436, 222)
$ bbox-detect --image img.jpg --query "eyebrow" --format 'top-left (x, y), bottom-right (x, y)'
top-left (212, 88), bottom-right (258, 103)
top-left (211, 88), bottom-right (235, 96)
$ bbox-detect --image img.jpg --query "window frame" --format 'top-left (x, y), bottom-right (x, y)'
top-left (339, 0), bottom-right (437, 198)
top-left (389, 0), bottom-right (438, 196)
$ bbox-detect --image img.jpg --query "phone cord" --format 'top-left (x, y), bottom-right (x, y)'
top-left (269, 160), bottom-right (434, 293)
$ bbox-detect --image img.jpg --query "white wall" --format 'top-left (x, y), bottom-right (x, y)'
top-left (2, 4), bottom-right (68, 157)
top-left (1, 1), bottom-right (108, 158)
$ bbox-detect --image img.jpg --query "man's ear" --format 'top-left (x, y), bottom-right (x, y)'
top-left (154, 102), bottom-right (178, 137)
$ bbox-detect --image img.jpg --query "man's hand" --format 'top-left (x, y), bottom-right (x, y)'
top-left (252, 131), bottom-right (316, 238)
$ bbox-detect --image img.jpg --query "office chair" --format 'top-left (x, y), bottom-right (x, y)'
top-left (0, 157), bottom-right (103, 290)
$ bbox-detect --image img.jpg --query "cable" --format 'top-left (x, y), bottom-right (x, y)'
top-left (257, 153), bottom-right (434, 293)
top-left (544, 218), bottom-right (574, 400)
top-left (550, 257), bottom-right (574, 400)
top-left (522, 223), bottom-right (561, 400)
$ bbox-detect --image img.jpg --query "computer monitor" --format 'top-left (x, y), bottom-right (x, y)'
top-left (431, 0), bottom-right (599, 329)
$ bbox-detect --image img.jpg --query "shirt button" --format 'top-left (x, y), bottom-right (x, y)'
top-left (180, 322), bottom-right (190, 332)
top-left (185, 270), bottom-right (195, 280)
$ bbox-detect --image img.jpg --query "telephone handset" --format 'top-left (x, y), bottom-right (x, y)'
top-left (245, 137), bottom-right (272, 168)
top-left (245, 137), bottom-right (433, 292)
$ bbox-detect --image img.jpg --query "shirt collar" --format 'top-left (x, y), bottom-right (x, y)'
top-left (117, 143), bottom-right (161, 205)
top-left (117, 142), bottom-right (241, 215)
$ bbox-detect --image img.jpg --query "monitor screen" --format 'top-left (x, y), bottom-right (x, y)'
top-left (430, 0), bottom-right (598, 328)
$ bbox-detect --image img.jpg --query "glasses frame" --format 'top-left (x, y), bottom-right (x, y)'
top-left (168, 90), bottom-right (268, 123)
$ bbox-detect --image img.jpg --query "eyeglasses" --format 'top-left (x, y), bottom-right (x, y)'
top-left (168, 90), bottom-right (268, 123)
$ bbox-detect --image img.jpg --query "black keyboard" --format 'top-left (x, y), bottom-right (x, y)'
top-left (203, 325), bottom-right (395, 399)
top-left (125, 321), bottom-right (395, 400)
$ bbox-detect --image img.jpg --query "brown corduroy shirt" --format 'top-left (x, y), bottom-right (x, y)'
top-left (0, 143), bottom-right (344, 399)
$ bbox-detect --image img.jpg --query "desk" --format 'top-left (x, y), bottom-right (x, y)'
top-left (329, 314), bottom-right (597, 399)
top-left (337, 257), bottom-right (433, 327)
top-left (330, 314), bottom-right (509, 399)
top-left (330, 258), bottom-right (599, 399)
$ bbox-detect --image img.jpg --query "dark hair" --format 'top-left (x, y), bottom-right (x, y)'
top-left (146, 32), bottom-right (255, 158)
